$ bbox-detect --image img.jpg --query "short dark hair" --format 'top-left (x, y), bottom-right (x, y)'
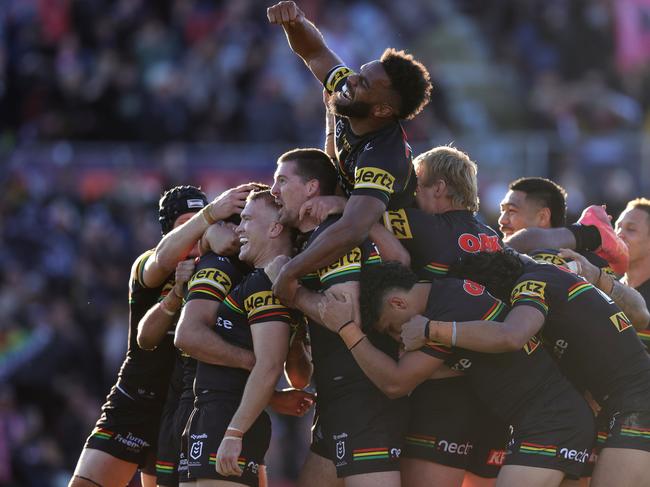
top-left (360, 262), bottom-right (419, 332)
top-left (449, 250), bottom-right (524, 302)
top-left (509, 177), bottom-right (567, 227)
top-left (380, 48), bottom-right (432, 120)
top-left (246, 186), bottom-right (275, 207)
top-left (278, 148), bottom-right (338, 196)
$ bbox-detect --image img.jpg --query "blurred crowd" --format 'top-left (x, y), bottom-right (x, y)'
top-left (2, 0), bottom-right (650, 485)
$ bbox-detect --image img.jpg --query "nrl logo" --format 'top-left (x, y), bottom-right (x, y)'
top-left (336, 440), bottom-right (346, 460)
top-left (190, 441), bottom-right (203, 460)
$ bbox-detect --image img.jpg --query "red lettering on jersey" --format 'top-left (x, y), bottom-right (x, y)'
top-left (459, 233), bottom-right (502, 253)
top-left (463, 280), bottom-right (485, 296)
top-left (487, 449), bottom-right (506, 466)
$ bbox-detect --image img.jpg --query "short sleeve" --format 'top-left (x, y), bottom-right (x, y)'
top-left (323, 64), bottom-right (355, 94)
top-left (186, 253), bottom-right (241, 303)
top-left (510, 278), bottom-right (549, 317)
top-left (242, 273), bottom-right (294, 326)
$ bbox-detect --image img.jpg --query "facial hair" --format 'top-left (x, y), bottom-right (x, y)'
top-left (328, 94), bottom-right (372, 119)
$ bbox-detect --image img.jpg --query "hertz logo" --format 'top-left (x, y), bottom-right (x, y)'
top-left (384, 209), bottom-right (412, 239)
top-left (325, 66), bottom-right (353, 93)
top-left (318, 248), bottom-right (362, 280)
top-left (609, 311), bottom-right (632, 333)
top-left (511, 280), bottom-right (546, 301)
top-left (532, 253), bottom-right (566, 266)
top-left (189, 268), bottom-right (232, 293)
top-left (354, 167), bottom-right (395, 194)
top-left (244, 291), bottom-right (282, 314)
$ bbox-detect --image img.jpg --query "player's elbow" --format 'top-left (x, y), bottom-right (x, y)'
top-left (174, 325), bottom-right (194, 354)
top-left (632, 309), bottom-right (650, 331)
top-left (501, 329), bottom-right (529, 352)
top-left (137, 326), bottom-right (156, 351)
top-left (286, 369), bottom-right (311, 390)
top-left (383, 382), bottom-right (409, 400)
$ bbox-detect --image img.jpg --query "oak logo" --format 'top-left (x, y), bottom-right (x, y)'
top-left (244, 291), bottom-right (281, 313)
top-left (609, 311), bottom-right (632, 333)
top-left (384, 209), bottom-right (413, 239)
top-left (511, 280), bottom-right (546, 301)
top-left (190, 268), bottom-right (232, 293)
top-left (354, 167), bottom-right (395, 194)
top-left (458, 233), bottom-right (502, 253)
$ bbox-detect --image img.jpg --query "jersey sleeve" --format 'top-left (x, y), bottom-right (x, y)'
top-left (509, 275), bottom-right (550, 317)
top-left (352, 128), bottom-right (414, 206)
top-left (242, 272), bottom-right (294, 326)
top-left (316, 246), bottom-right (363, 288)
top-left (186, 253), bottom-right (243, 303)
top-left (323, 64), bottom-right (355, 94)
top-left (129, 249), bottom-right (156, 291)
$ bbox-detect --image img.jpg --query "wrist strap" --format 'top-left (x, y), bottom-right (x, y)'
top-left (348, 335), bottom-right (367, 351)
top-left (451, 321), bottom-right (457, 347)
top-left (337, 320), bottom-right (355, 333)
top-left (223, 436), bottom-right (243, 441)
top-left (159, 300), bottom-right (177, 316)
top-left (423, 320), bottom-right (431, 340)
top-left (202, 206), bottom-right (217, 225)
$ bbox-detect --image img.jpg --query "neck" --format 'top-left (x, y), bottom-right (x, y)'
top-left (437, 198), bottom-right (464, 214)
top-left (349, 116), bottom-right (393, 136)
top-left (412, 282), bottom-right (432, 314)
top-left (625, 258), bottom-right (650, 288)
top-left (252, 244), bottom-right (292, 269)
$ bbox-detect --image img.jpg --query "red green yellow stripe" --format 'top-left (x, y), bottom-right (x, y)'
top-left (223, 295), bottom-right (244, 314)
top-left (365, 253), bottom-right (382, 265)
top-left (405, 434), bottom-right (436, 448)
top-left (568, 282), bottom-right (593, 301)
top-left (91, 428), bottom-right (113, 440)
top-left (597, 431), bottom-right (608, 444)
top-left (321, 268), bottom-right (360, 282)
top-left (155, 461), bottom-right (174, 474)
top-left (425, 341), bottom-right (452, 354)
top-left (512, 296), bottom-right (549, 314)
top-left (637, 330), bottom-right (650, 344)
top-left (519, 442), bottom-right (556, 456)
top-left (249, 310), bottom-right (291, 323)
top-left (620, 426), bottom-right (650, 439)
top-left (424, 262), bottom-right (449, 276)
top-left (208, 454), bottom-right (246, 468)
top-left (353, 448), bottom-right (390, 461)
top-left (482, 300), bottom-right (505, 321)
top-left (188, 285), bottom-right (225, 301)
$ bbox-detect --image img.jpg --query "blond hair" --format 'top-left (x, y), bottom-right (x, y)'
top-left (626, 197), bottom-right (650, 223)
top-left (413, 145), bottom-right (479, 212)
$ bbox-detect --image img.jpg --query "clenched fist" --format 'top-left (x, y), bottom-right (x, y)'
top-left (267, 1), bottom-right (304, 26)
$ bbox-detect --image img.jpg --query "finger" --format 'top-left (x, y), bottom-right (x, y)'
top-left (299, 202), bottom-right (311, 221)
top-left (280, 5), bottom-right (290, 23)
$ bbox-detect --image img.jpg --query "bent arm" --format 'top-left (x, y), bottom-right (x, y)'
top-left (429, 306), bottom-right (546, 353)
top-left (174, 300), bottom-right (255, 370)
top-left (284, 325), bottom-right (312, 389)
top-left (137, 291), bottom-right (183, 350)
top-left (228, 322), bottom-right (290, 433)
top-left (505, 227), bottom-right (576, 254)
top-left (602, 276), bottom-right (650, 330)
top-left (370, 222), bottom-right (411, 266)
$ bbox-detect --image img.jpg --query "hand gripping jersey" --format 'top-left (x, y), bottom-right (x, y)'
top-left (418, 278), bottom-right (562, 422)
top-left (116, 249), bottom-right (176, 402)
top-left (193, 269), bottom-right (302, 395)
top-left (382, 208), bottom-right (502, 280)
top-left (299, 215), bottom-right (392, 399)
top-left (509, 261), bottom-right (650, 404)
top-left (323, 65), bottom-right (417, 210)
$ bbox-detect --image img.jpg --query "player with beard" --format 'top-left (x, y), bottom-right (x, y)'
top-left (403, 250), bottom-right (650, 487)
top-left (268, 148), bottom-right (405, 487)
top-left (267, 1), bottom-right (432, 307)
top-left (317, 262), bottom-right (595, 487)
top-left (70, 185), bottom-right (253, 487)
top-left (498, 177), bottom-right (649, 331)
top-left (184, 190), bottom-right (303, 487)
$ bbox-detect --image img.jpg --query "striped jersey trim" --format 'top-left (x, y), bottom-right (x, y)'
top-left (518, 442), bottom-right (556, 456)
top-left (352, 448), bottom-right (390, 461)
top-left (155, 461), bottom-right (175, 474)
top-left (620, 426), bottom-right (650, 439)
top-left (223, 295), bottom-right (244, 314)
top-left (511, 296), bottom-right (549, 314)
top-left (567, 282), bottom-right (593, 301)
top-left (424, 262), bottom-right (449, 276)
top-left (91, 427), bottom-right (114, 440)
top-left (482, 300), bottom-right (505, 320)
top-left (405, 434), bottom-right (436, 448)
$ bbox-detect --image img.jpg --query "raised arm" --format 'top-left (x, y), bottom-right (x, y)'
top-left (174, 299), bottom-right (255, 370)
top-left (401, 306), bottom-right (546, 353)
top-left (267, 1), bottom-right (342, 83)
top-left (505, 227), bottom-right (576, 255)
top-left (370, 222), bottom-right (411, 266)
top-left (215, 321), bottom-right (290, 477)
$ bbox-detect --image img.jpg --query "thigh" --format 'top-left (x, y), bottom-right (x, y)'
top-left (297, 451), bottom-right (342, 487)
top-left (591, 447), bottom-right (650, 487)
top-left (462, 472), bottom-right (496, 487)
top-left (496, 465), bottom-right (564, 487)
top-left (401, 457), bottom-right (464, 487)
top-left (344, 470), bottom-right (401, 487)
top-left (71, 448), bottom-right (138, 487)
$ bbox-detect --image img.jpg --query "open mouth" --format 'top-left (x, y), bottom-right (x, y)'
top-left (239, 237), bottom-right (249, 245)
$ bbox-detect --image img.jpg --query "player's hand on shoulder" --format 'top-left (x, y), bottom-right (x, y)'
top-left (318, 290), bottom-right (354, 333)
top-left (265, 255), bottom-right (292, 284)
top-left (267, 1), bottom-right (304, 26)
top-left (401, 314), bottom-right (429, 351)
top-left (299, 196), bottom-right (347, 224)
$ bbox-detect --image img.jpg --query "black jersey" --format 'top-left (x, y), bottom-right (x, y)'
top-left (323, 65), bottom-right (417, 210)
top-left (180, 252), bottom-right (250, 400)
top-left (530, 248), bottom-right (616, 278)
top-left (299, 215), bottom-right (391, 399)
top-left (418, 278), bottom-right (561, 421)
top-left (509, 261), bottom-right (650, 403)
top-left (115, 250), bottom-right (176, 402)
top-left (382, 208), bottom-right (503, 279)
top-left (193, 269), bottom-right (301, 395)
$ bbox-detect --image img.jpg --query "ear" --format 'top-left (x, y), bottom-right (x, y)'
top-left (537, 207), bottom-right (552, 227)
top-left (372, 103), bottom-right (395, 119)
top-left (268, 221), bottom-right (284, 239)
top-left (306, 178), bottom-right (319, 198)
top-left (387, 295), bottom-right (407, 310)
top-left (433, 179), bottom-right (447, 198)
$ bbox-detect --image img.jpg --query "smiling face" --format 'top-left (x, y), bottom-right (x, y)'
top-left (328, 61), bottom-right (394, 119)
top-left (616, 207), bottom-right (650, 265)
top-left (270, 161), bottom-right (312, 227)
top-left (498, 190), bottom-right (549, 238)
top-left (235, 197), bottom-right (280, 266)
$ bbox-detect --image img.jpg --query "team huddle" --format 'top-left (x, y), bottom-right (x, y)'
top-left (67, 2), bottom-right (650, 487)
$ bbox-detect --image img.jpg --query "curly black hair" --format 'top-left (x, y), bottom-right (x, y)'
top-left (359, 261), bottom-right (419, 332)
top-left (448, 250), bottom-right (525, 302)
top-left (380, 48), bottom-right (432, 120)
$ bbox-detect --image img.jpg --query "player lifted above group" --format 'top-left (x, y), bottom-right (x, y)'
top-left (68, 2), bottom-right (650, 487)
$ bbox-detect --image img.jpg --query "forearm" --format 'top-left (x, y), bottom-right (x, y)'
top-left (430, 320), bottom-right (524, 353)
top-left (505, 227), bottom-right (576, 254)
top-left (175, 326), bottom-right (255, 370)
top-left (229, 362), bottom-right (283, 433)
top-left (137, 294), bottom-right (182, 350)
top-left (324, 112), bottom-right (336, 157)
top-left (599, 274), bottom-right (650, 330)
top-left (282, 18), bottom-right (329, 66)
top-left (369, 223), bottom-right (410, 266)
top-left (294, 287), bottom-right (324, 323)
top-left (285, 340), bottom-right (312, 389)
top-left (154, 215), bottom-right (208, 271)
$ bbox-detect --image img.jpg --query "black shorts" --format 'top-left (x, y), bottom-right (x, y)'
top-left (466, 409), bottom-right (509, 479)
top-left (156, 397), bottom-right (195, 486)
top-left (402, 377), bottom-right (476, 470)
top-left (84, 384), bottom-right (163, 474)
top-left (506, 381), bottom-right (595, 480)
top-left (184, 391), bottom-right (270, 486)
top-left (310, 384), bottom-right (407, 478)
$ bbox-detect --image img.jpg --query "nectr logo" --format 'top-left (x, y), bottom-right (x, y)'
top-left (437, 440), bottom-right (473, 455)
top-left (354, 167), bottom-right (395, 194)
top-left (558, 448), bottom-right (590, 463)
